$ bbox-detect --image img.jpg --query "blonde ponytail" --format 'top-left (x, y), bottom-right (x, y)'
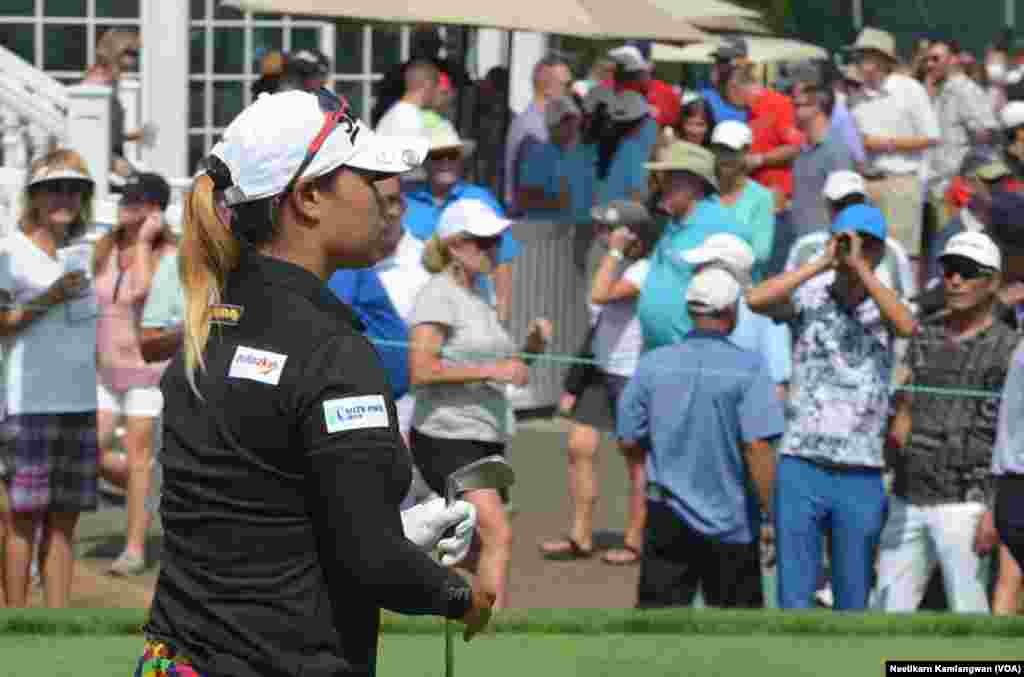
top-left (180, 174), bottom-right (239, 397)
top-left (422, 233), bottom-right (452, 274)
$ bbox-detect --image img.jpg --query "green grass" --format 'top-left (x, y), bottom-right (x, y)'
top-left (0, 634), bottom-right (1021, 677)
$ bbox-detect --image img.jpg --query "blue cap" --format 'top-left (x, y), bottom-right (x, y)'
top-left (830, 203), bottom-right (887, 241)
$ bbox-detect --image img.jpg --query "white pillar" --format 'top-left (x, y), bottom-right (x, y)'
top-left (66, 84), bottom-right (112, 201)
top-left (119, 77), bottom-right (142, 164)
top-left (475, 29), bottom-right (507, 80)
top-left (508, 32), bottom-right (548, 116)
top-left (140, 0), bottom-right (189, 179)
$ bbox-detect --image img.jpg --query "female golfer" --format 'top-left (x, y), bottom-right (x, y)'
top-left (0, 150), bottom-right (98, 609)
top-left (408, 199), bottom-right (552, 610)
top-left (138, 89), bottom-right (491, 677)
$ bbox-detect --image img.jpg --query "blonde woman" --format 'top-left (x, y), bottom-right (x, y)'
top-left (0, 150), bottom-right (99, 608)
top-left (409, 199), bottom-right (552, 610)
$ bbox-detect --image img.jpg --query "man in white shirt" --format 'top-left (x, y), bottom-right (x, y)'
top-left (374, 60), bottom-right (442, 139)
top-left (848, 27), bottom-right (940, 279)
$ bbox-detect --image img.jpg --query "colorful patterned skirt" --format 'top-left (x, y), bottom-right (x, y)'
top-left (134, 640), bottom-right (202, 677)
top-left (3, 412), bottom-right (98, 513)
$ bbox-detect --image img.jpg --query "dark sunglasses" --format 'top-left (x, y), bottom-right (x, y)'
top-left (429, 148), bottom-right (462, 163)
top-left (282, 88), bottom-right (358, 196)
top-left (942, 256), bottom-right (993, 280)
top-left (35, 179), bottom-right (90, 195)
top-left (469, 234), bottom-right (502, 250)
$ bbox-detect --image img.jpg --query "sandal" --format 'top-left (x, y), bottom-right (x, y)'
top-left (539, 536), bottom-right (594, 560)
top-left (601, 544), bottom-right (641, 566)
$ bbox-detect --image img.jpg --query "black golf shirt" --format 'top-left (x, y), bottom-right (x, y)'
top-left (145, 248), bottom-right (471, 677)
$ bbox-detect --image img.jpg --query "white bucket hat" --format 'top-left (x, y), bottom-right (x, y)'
top-left (426, 120), bottom-right (477, 157)
top-left (211, 90), bottom-right (428, 207)
top-left (436, 199), bottom-right (511, 241)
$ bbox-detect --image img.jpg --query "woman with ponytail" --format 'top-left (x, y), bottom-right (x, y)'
top-left (0, 149), bottom-right (98, 609)
top-left (138, 89), bottom-right (492, 677)
top-left (408, 199), bottom-right (553, 610)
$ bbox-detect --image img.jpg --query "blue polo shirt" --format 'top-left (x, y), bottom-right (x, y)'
top-left (617, 330), bottom-right (786, 544)
top-left (636, 200), bottom-right (754, 350)
top-left (731, 299), bottom-right (792, 385)
top-left (595, 117), bottom-right (659, 206)
top-left (518, 142), bottom-right (596, 224)
top-left (402, 181), bottom-right (522, 263)
top-left (700, 88), bottom-right (749, 124)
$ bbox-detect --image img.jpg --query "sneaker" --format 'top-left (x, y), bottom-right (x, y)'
top-left (815, 583), bottom-right (835, 608)
top-left (108, 551), bottom-right (146, 576)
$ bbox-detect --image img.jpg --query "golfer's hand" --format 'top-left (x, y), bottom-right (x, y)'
top-left (400, 497), bottom-right (477, 564)
top-left (460, 581), bottom-right (495, 641)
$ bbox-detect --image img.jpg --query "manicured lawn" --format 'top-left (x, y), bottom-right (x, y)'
top-left (0, 632), bottom-right (1021, 677)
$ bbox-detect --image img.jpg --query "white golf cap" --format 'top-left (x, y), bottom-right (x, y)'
top-left (426, 119), bottom-right (476, 157)
top-left (687, 267), bottom-right (742, 314)
top-left (608, 45), bottom-right (651, 73)
top-left (1002, 101), bottom-right (1024, 129)
top-left (710, 121), bottom-right (753, 151)
top-left (823, 170), bottom-right (867, 201)
top-left (26, 165), bottom-right (94, 190)
top-left (683, 233), bottom-right (755, 275)
top-left (940, 231), bottom-right (1002, 271)
top-left (436, 199), bottom-right (512, 241)
top-left (212, 90), bottom-right (427, 207)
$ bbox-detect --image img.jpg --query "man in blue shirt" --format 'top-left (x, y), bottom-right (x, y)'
top-left (700, 38), bottom-right (751, 125)
top-left (637, 140), bottom-right (756, 349)
top-left (403, 123), bottom-right (522, 321)
top-left (618, 267), bottom-right (785, 608)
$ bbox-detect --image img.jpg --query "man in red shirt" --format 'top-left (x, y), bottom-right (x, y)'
top-left (746, 83), bottom-right (803, 213)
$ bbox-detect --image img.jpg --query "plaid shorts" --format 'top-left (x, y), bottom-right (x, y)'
top-left (135, 640), bottom-right (202, 677)
top-left (3, 412), bottom-right (98, 514)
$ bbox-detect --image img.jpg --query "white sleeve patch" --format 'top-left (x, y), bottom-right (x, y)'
top-left (228, 346), bottom-right (288, 385)
top-left (323, 395), bottom-right (390, 434)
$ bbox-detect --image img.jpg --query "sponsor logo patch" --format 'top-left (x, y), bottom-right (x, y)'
top-left (228, 346), bottom-right (287, 385)
top-left (211, 304), bottom-right (244, 326)
top-left (323, 395), bottom-right (390, 434)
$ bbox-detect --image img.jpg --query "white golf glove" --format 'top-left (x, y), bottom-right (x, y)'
top-left (400, 497), bottom-right (477, 566)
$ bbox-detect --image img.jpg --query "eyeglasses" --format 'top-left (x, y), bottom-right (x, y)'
top-left (942, 256), bottom-right (993, 280)
top-left (35, 179), bottom-right (89, 195)
top-left (282, 88), bottom-right (357, 196)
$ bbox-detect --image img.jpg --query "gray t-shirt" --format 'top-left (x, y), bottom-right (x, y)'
top-left (409, 272), bottom-right (517, 443)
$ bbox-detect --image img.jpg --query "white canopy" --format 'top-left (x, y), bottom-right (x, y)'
top-left (652, 36), bottom-right (828, 64)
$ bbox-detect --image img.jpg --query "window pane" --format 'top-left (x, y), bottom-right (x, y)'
top-left (371, 24), bottom-right (402, 74)
top-left (334, 19), bottom-right (363, 74)
top-left (44, 0), bottom-right (86, 17)
top-left (189, 134), bottom-right (208, 177)
top-left (213, 27), bottom-right (244, 74)
top-left (0, 24), bottom-right (35, 64)
top-left (213, 81), bottom-right (244, 127)
top-left (214, 3), bottom-right (243, 19)
top-left (190, 0), bottom-right (206, 21)
top-left (44, 25), bottom-right (87, 71)
top-left (253, 27), bottom-right (282, 70)
top-left (189, 81), bottom-right (206, 129)
top-left (96, 0), bottom-right (139, 17)
top-left (334, 81), bottom-right (363, 121)
top-left (189, 28), bottom-right (206, 73)
top-left (291, 28), bottom-right (319, 54)
top-left (3, 0), bottom-right (35, 16)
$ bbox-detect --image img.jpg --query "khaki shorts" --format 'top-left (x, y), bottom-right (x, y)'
top-left (866, 173), bottom-right (924, 256)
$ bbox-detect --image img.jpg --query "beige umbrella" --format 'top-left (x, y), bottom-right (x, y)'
top-left (688, 15), bottom-right (771, 34)
top-left (224, 0), bottom-right (756, 39)
top-left (652, 36), bottom-right (828, 64)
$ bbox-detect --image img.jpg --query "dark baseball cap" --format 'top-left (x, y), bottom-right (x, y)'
top-left (120, 172), bottom-right (170, 210)
top-left (987, 190), bottom-right (1024, 252)
top-left (286, 49), bottom-right (330, 79)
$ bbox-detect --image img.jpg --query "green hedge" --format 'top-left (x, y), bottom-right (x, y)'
top-left (2, 608), bottom-right (1024, 637)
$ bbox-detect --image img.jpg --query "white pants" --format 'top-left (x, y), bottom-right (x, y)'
top-left (873, 496), bottom-right (990, 613)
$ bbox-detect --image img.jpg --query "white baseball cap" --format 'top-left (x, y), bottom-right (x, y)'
top-left (26, 166), bottom-right (94, 190)
top-left (212, 90), bottom-right (428, 207)
top-left (823, 170), bottom-right (867, 201)
top-left (426, 119), bottom-right (477, 157)
top-left (1002, 101), bottom-right (1024, 130)
top-left (436, 199), bottom-right (512, 241)
top-left (710, 121), bottom-right (753, 151)
top-left (608, 45), bottom-right (651, 73)
top-left (687, 267), bottom-right (742, 314)
top-left (683, 233), bottom-right (755, 278)
top-left (939, 231), bottom-right (1002, 272)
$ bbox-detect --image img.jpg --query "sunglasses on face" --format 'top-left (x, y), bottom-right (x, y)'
top-left (429, 149), bottom-right (462, 163)
top-left (283, 88), bottom-right (357, 196)
top-left (36, 179), bottom-right (88, 196)
top-left (469, 234), bottom-right (502, 250)
top-left (942, 256), bottom-right (993, 280)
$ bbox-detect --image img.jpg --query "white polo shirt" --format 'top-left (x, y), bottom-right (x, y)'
top-left (851, 73), bottom-right (940, 176)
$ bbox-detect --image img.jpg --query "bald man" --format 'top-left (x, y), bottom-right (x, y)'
top-left (376, 59), bottom-right (441, 139)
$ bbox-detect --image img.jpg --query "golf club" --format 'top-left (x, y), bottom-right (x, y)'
top-left (442, 455), bottom-right (515, 677)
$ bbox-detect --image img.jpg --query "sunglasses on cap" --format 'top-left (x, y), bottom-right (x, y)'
top-left (282, 88), bottom-right (359, 196)
top-left (942, 255), bottom-right (994, 280)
